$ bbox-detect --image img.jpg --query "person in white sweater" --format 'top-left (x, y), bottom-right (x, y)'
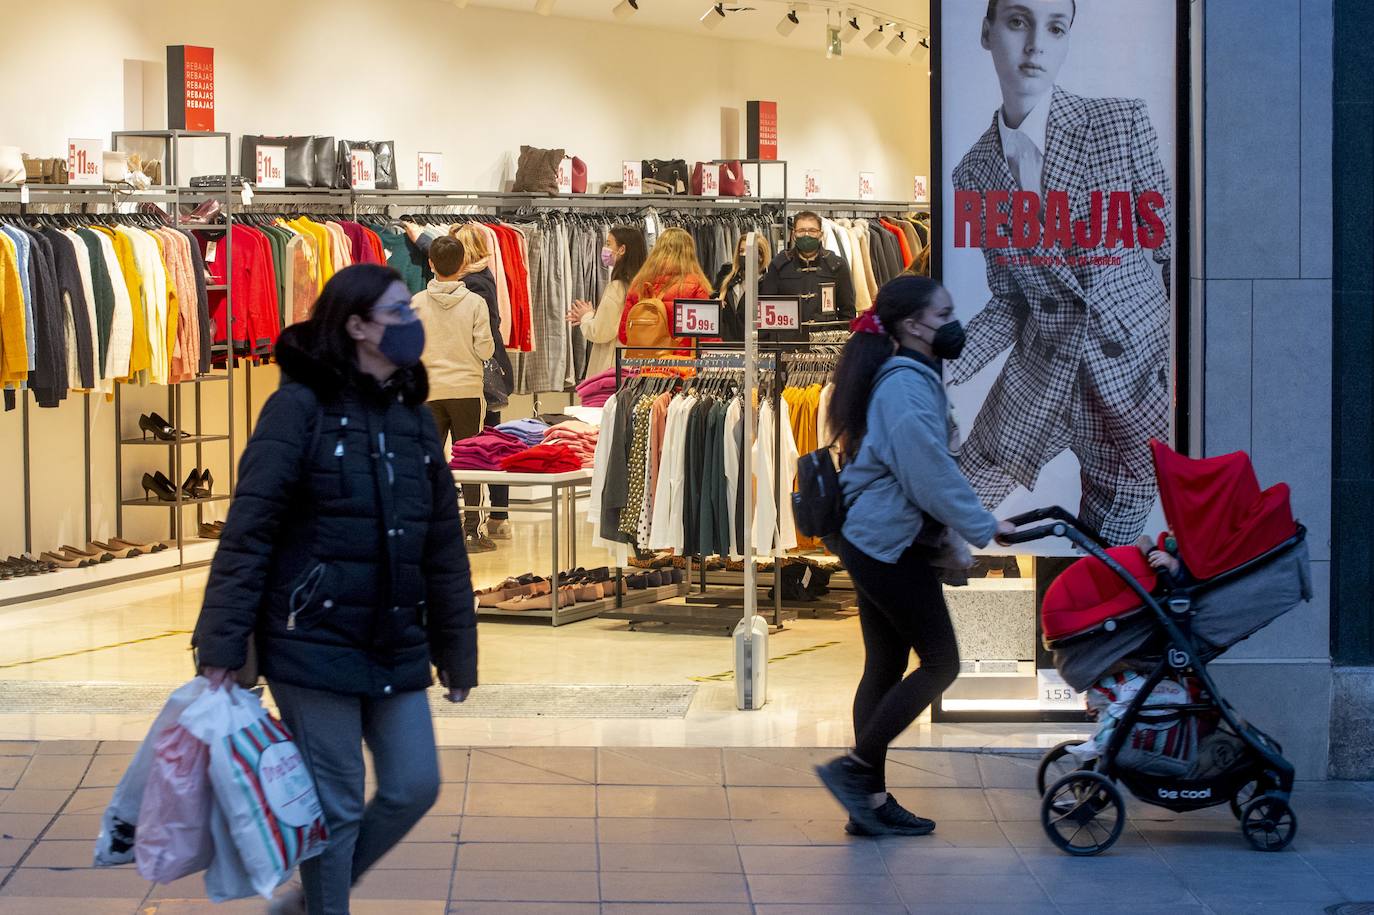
top-left (412, 235), bottom-right (496, 552)
top-left (567, 225), bottom-right (647, 378)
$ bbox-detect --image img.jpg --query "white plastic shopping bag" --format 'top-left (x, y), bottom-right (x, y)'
top-left (204, 801), bottom-right (256, 902)
top-left (94, 676), bottom-right (209, 867)
top-left (135, 723), bottom-right (214, 883)
top-left (180, 683), bottom-right (328, 899)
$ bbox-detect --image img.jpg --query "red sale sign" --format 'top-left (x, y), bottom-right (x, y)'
top-left (167, 45), bottom-right (215, 132)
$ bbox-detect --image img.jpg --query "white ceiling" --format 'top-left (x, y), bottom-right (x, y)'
top-left (449, 0), bottom-right (929, 61)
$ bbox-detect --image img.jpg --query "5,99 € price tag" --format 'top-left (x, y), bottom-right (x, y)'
top-left (673, 299), bottom-right (721, 338)
top-left (758, 297), bottom-right (800, 332)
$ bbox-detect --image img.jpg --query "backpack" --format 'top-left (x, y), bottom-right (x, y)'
top-left (624, 296), bottom-right (674, 351)
top-left (793, 445), bottom-right (845, 539)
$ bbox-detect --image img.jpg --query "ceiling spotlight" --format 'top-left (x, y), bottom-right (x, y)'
top-left (612, 0), bottom-right (638, 19)
top-left (841, 14), bottom-right (862, 43)
top-left (886, 29), bottom-right (906, 54)
top-left (776, 8), bottom-right (799, 36)
top-left (700, 2), bottom-right (725, 29)
top-left (535, 0), bottom-right (555, 13)
top-left (863, 23), bottom-right (886, 49)
top-left (914, 35), bottom-right (930, 60)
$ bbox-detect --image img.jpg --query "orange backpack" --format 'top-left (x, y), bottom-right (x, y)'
top-left (624, 296), bottom-right (675, 352)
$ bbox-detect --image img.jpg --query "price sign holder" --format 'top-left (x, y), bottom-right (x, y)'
top-left (622, 160), bottom-right (643, 195)
top-left (672, 298), bottom-right (721, 338)
top-left (417, 152), bottom-right (443, 189)
top-left (804, 170), bottom-right (822, 200)
top-left (757, 296), bottom-right (801, 334)
top-left (68, 138), bottom-right (102, 186)
top-left (701, 166), bottom-right (719, 197)
top-left (256, 145), bottom-right (285, 188)
top-left (859, 171), bottom-right (876, 200)
top-left (819, 282), bottom-right (837, 316)
top-left (350, 148), bottom-right (376, 190)
top-left (1036, 668), bottom-right (1083, 711)
top-left (556, 156), bottom-right (573, 195)
top-left (914, 174), bottom-right (929, 202)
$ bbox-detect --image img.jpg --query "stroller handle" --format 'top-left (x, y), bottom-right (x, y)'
top-left (1001, 506), bottom-right (1113, 550)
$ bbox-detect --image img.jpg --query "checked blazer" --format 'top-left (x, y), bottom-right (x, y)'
top-left (949, 87), bottom-right (1172, 490)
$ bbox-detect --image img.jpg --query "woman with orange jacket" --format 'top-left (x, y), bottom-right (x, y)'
top-left (616, 227), bottom-right (713, 350)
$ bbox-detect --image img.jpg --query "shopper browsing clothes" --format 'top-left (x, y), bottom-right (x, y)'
top-left (815, 276), bottom-right (1014, 836)
top-left (192, 264), bottom-right (477, 915)
top-left (760, 210), bottom-right (857, 335)
top-left (568, 226), bottom-right (648, 377)
top-left (413, 235), bottom-right (497, 553)
top-left (615, 227), bottom-right (714, 348)
top-left (711, 234), bottom-right (772, 341)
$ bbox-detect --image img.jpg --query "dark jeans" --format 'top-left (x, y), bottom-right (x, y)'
top-left (483, 410), bottom-right (509, 520)
top-left (270, 681), bottom-right (441, 915)
top-left (836, 535), bottom-right (961, 791)
top-left (429, 398), bottom-right (483, 534)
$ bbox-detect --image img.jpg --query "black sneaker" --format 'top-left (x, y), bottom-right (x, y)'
top-left (815, 756), bottom-right (884, 835)
top-left (844, 794), bottom-right (936, 836)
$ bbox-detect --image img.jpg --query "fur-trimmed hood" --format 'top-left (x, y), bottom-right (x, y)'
top-left (274, 321), bottom-right (430, 407)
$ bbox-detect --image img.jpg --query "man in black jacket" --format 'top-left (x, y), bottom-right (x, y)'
top-left (759, 211), bottom-right (857, 339)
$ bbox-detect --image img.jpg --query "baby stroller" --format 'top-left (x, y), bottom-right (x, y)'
top-left (1000, 440), bottom-right (1312, 856)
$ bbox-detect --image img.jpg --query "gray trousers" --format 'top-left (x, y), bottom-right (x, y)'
top-left (270, 681), bottom-right (441, 915)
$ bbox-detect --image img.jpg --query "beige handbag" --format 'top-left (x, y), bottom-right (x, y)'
top-left (0, 146), bottom-right (24, 184)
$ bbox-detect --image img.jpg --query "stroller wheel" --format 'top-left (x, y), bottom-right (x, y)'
top-left (1041, 771), bottom-right (1125, 856)
top-left (1036, 740), bottom-right (1093, 797)
top-left (1229, 780), bottom-right (1259, 820)
top-left (1241, 794), bottom-right (1297, 852)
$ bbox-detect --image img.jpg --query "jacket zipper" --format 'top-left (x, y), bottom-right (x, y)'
top-left (287, 562), bottom-right (327, 631)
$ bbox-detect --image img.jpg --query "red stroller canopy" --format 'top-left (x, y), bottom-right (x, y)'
top-left (1150, 440), bottom-right (1297, 581)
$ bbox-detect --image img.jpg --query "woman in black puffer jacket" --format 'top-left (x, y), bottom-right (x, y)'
top-left (193, 264), bottom-right (476, 915)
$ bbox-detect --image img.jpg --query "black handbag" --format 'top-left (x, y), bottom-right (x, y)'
top-left (643, 158), bottom-right (690, 195)
top-left (240, 135), bottom-right (317, 187)
top-left (311, 136), bottom-right (337, 188)
top-left (337, 140), bottom-right (399, 190)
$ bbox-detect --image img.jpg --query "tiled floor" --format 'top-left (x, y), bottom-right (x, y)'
top-left (0, 741), bottom-right (1370, 914)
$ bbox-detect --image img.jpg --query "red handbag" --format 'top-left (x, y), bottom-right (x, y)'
top-left (571, 156), bottom-right (587, 194)
top-left (691, 162), bottom-right (708, 196)
top-left (719, 160), bottom-right (746, 197)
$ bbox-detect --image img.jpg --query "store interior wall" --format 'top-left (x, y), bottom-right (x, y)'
top-left (0, 0), bottom-right (929, 199)
top-left (0, 0), bottom-right (928, 559)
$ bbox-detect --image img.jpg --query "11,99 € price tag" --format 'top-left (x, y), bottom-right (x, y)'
top-left (673, 299), bottom-right (720, 337)
top-left (758, 297), bottom-right (800, 332)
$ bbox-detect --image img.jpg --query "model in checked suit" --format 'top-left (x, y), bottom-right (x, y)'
top-left (949, 0), bottom-right (1173, 545)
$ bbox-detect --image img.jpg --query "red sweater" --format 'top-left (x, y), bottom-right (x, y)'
top-left (617, 273), bottom-right (713, 348)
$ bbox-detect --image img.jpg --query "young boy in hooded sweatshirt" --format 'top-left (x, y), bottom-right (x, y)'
top-left (412, 234), bottom-right (496, 552)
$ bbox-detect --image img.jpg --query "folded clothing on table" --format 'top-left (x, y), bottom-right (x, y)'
top-left (496, 417), bottom-right (551, 447)
top-left (498, 443), bottom-right (584, 474)
top-left (541, 420), bottom-right (599, 468)
top-left (450, 426), bottom-right (527, 470)
top-left (575, 367), bottom-right (634, 408)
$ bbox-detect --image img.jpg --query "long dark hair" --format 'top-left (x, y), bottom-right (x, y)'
top-left (829, 275), bottom-right (943, 460)
top-left (609, 226), bottom-right (648, 286)
top-left (308, 263), bottom-right (405, 372)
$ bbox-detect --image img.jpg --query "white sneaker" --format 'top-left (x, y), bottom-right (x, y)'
top-left (267, 885), bottom-right (305, 915)
top-left (487, 519), bottom-right (513, 540)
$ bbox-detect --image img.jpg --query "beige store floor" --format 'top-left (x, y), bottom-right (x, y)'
top-left (0, 515), bottom-right (1085, 751)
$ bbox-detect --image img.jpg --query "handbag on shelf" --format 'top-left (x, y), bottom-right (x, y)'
top-left (643, 158), bottom-right (689, 195)
top-left (719, 160), bottom-right (746, 197)
top-left (239, 135), bottom-right (318, 187)
top-left (336, 139), bottom-right (398, 190)
top-left (22, 155), bottom-right (68, 185)
top-left (570, 156), bottom-right (588, 194)
top-left (512, 145), bottom-right (566, 194)
top-left (0, 146), bottom-right (24, 184)
top-left (102, 151), bottom-right (130, 183)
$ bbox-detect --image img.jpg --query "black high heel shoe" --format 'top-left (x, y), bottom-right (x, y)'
top-left (142, 471), bottom-right (179, 501)
top-left (182, 468), bottom-right (211, 500)
top-left (138, 412), bottom-right (187, 442)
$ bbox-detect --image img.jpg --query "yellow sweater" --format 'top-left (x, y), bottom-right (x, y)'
top-left (96, 227), bottom-right (149, 380)
top-left (0, 233), bottom-right (28, 385)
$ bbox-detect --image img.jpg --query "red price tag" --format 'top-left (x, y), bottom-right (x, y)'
top-left (673, 299), bottom-right (721, 337)
top-left (351, 148), bottom-right (376, 190)
top-left (67, 138), bottom-right (102, 185)
top-left (256, 145), bottom-right (285, 188)
top-left (758, 297), bottom-right (800, 332)
top-left (417, 152), bottom-right (442, 189)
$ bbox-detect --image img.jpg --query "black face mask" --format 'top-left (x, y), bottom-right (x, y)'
top-left (922, 319), bottom-right (966, 360)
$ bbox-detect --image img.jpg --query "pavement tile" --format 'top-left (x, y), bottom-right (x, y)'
top-left (879, 845), bottom-right (1028, 875)
top-left (598, 785), bottom-right (730, 819)
top-left (0, 813), bottom-right (56, 840)
top-left (1180, 870), bottom-right (1349, 907)
top-left (754, 907), bottom-right (908, 915)
top-left (460, 816), bottom-right (595, 844)
top-left (451, 869), bottom-right (599, 902)
top-left (723, 749), bottom-right (834, 787)
top-left (596, 748), bottom-right (724, 786)
top-left (0, 759), bottom-right (28, 790)
top-left (456, 842), bottom-right (598, 871)
top-left (21, 840), bottom-right (102, 869)
top-left (437, 748), bottom-right (471, 782)
top-left (1037, 873), bottom-right (1202, 906)
top-left (32, 742), bottom-right (99, 757)
top-left (94, 742), bottom-right (140, 755)
top-left (141, 901), bottom-right (266, 914)
top-left (0, 790), bottom-right (71, 815)
top-left (747, 873), bottom-right (903, 906)
top-left (884, 749), bottom-right (986, 788)
top-left (430, 782), bottom-right (466, 815)
top-left (467, 748), bottom-right (595, 784)
top-left (463, 783), bottom-right (594, 818)
top-left (404, 815), bottom-right (463, 842)
top-left (0, 838), bottom-right (28, 868)
top-left (373, 841), bottom-right (458, 870)
top-left (61, 787), bottom-right (113, 815)
top-left (0, 867), bottom-right (149, 897)
top-left (351, 904), bottom-right (446, 915)
top-left (598, 818), bottom-right (735, 845)
top-left (0, 899), bottom-right (144, 914)
top-left (0, 744), bottom-right (38, 757)
top-left (350, 867), bottom-right (453, 900)
top-left (600, 843), bottom-right (742, 873)
top-left (79, 755), bottom-right (133, 789)
top-left (15, 757), bottom-right (90, 791)
top-left (882, 788), bottom-right (997, 822)
top-left (447, 905), bottom-right (597, 915)
top-left (726, 787), bottom-right (844, 820)
top-left (889, 874), bottom-right (1053, 906)
top-left (600, 872), bottom-right (750, 904)
top-left (601, 906), bottom-right (753, 915)
top-left (731, 819), bottom-right (860, 847)
top-left (738, 843), bottom-right (885, 875)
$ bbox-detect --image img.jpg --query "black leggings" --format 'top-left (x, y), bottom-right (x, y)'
top-left (837, 535), bottom-right (961, 791)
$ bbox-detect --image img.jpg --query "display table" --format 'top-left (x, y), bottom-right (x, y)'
top-left (451, 468), bottom-right (601, 626)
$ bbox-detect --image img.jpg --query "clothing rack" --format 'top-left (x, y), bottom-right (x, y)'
top-left (0, 131), bottom-right (237, 606)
